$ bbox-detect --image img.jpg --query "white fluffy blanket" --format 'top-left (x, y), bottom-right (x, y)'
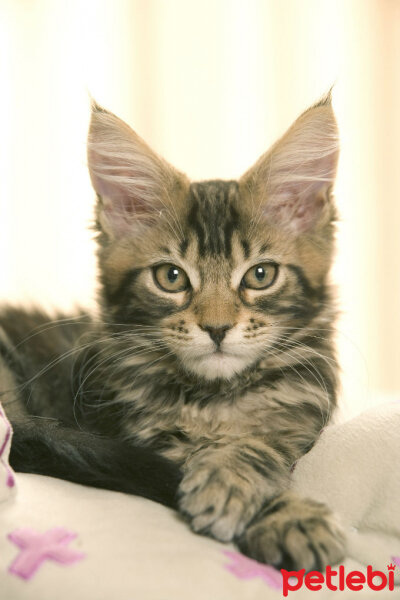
top-left (1, 401), bottom-right (399, 599)
top-left (291, 402), bottom-right (400, 584)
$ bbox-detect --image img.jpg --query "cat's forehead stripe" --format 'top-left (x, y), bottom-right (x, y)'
top-left (179, 237), bottom-right (189, 258)
top-left (186, 180), bottom-right (240, 259)
top-left (240, 239), bottom-right (250, 260)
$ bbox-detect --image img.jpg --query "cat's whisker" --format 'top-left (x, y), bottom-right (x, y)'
top-left (73, 339), bottom-right (171, 409)
top-left (124, 349), bottom-right (177, 400)
top-left (83, 346), bottom-right (176, 414)
top-left (10, 340), bottom-right (98, 398)
top-left (260, 343), bottom-right (332, 429)
top-left (3, 328), bottom-right (164, 405)
top-left (269, 339), bottom-right (334, 412)
top-left (7, 315), bottom-right (166, 354)
top-left (262, 332), bottom-right (339, 376)
top-left (9, 314), bottom-right (93, 350)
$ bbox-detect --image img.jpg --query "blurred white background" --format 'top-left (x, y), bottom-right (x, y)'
top-left (0, 0), bottom-right (399, 417)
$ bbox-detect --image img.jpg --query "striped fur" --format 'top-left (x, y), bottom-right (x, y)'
top-left (1, 96), bottom-right (346, 570)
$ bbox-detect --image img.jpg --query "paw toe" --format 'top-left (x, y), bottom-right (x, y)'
top-left (237, 495), bottom-right (346, 571)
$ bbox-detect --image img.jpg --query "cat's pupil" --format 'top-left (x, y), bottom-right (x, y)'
top-left (255, 266), bottom-right (265, 281)
top-left (168, 267), bottom-right (179, 283)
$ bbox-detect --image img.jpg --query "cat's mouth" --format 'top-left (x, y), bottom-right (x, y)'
top-left (209, 346), bottom-right (240, 359)
top-left (182, 348), bottom-right (252, 380)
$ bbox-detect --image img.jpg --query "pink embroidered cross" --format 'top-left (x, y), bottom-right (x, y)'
top-left (8, 527), bottom-right (85, 580)
top-left (223, 550), bottom-right (283, 589)
top-left (392, 556), bottom-right (400, 568)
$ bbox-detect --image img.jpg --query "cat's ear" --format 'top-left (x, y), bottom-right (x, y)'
top-left (241, 93), bottom-right (339, 235)
top-left (87, 102), bottom-right (183, 237)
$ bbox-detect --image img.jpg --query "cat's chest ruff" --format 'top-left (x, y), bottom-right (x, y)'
top-left (122, 381), bottom-right (271, 442)
top-left (176, 392), bottom-right (270, 437)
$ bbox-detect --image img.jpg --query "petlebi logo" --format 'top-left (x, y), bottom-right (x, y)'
top-left (281, 563), bottom-right (396, 596)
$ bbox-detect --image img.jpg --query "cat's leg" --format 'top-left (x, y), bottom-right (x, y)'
top-left (178, 438), bottom-right (289, 542)
top-left (178, 439), bottom-right (346, 569)
top-left (237, 491), bottom-right (346, 571)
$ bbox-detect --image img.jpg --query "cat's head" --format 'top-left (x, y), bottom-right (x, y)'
top-left (87, 95), bottom-right (339, 381)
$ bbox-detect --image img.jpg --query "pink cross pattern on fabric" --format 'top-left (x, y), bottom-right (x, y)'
top-left (223, 550), bottom-right (282, 590)
top-left (8, 527), bottom-right (85, 580)
top-left (392, 556), bottom-right (400, 568)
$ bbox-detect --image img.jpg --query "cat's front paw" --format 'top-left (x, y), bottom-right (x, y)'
top-left (179, 464), bottom-right (265, 542)
top-left (237, 492), bottom-right (346, 571)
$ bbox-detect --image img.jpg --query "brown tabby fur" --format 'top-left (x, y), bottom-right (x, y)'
top-left (1, 93), bottom-right (346, 570)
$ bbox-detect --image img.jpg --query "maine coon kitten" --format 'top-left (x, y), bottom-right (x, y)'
top-left (1, 93), bottom-right (346, 570)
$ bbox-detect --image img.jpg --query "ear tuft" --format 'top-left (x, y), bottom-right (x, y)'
top-left (242, 96), bottom-right (339, 235)
top-left (90, 98), bottom-right (109, 114)
top-left (87, 103), bottom-right (181, 238)
top-left (310, 86), bottom-right (334, 109)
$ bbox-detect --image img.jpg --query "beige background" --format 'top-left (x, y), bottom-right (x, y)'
top-left (0, 0), bottom-right (399, 416)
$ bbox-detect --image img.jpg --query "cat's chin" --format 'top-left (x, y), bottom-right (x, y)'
top-left (183, 352), bottom-right (251, 381)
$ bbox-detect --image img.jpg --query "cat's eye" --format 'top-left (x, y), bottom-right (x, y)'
top-left (241, 263), bottom-right (278, 290)
top-left (153, 264), bottom-right (190, 293)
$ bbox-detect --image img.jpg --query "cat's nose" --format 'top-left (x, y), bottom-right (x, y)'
top-left (200, 324), bottom-right (232, 346)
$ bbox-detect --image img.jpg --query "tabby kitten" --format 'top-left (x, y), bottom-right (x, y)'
top-left (2, 94), bottom-right (345, 571)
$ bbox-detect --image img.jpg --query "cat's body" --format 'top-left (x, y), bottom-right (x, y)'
top-left (1, 94), bottom-right (346, 570)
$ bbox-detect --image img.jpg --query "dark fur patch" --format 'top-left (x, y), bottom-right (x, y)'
top-left (10, 418), bottom-right (182, 508)
top-left (187, 181), bottom-right (240, 258)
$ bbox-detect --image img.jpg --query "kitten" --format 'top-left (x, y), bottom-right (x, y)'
top-left (1, 93), bottom-right (346, 570)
